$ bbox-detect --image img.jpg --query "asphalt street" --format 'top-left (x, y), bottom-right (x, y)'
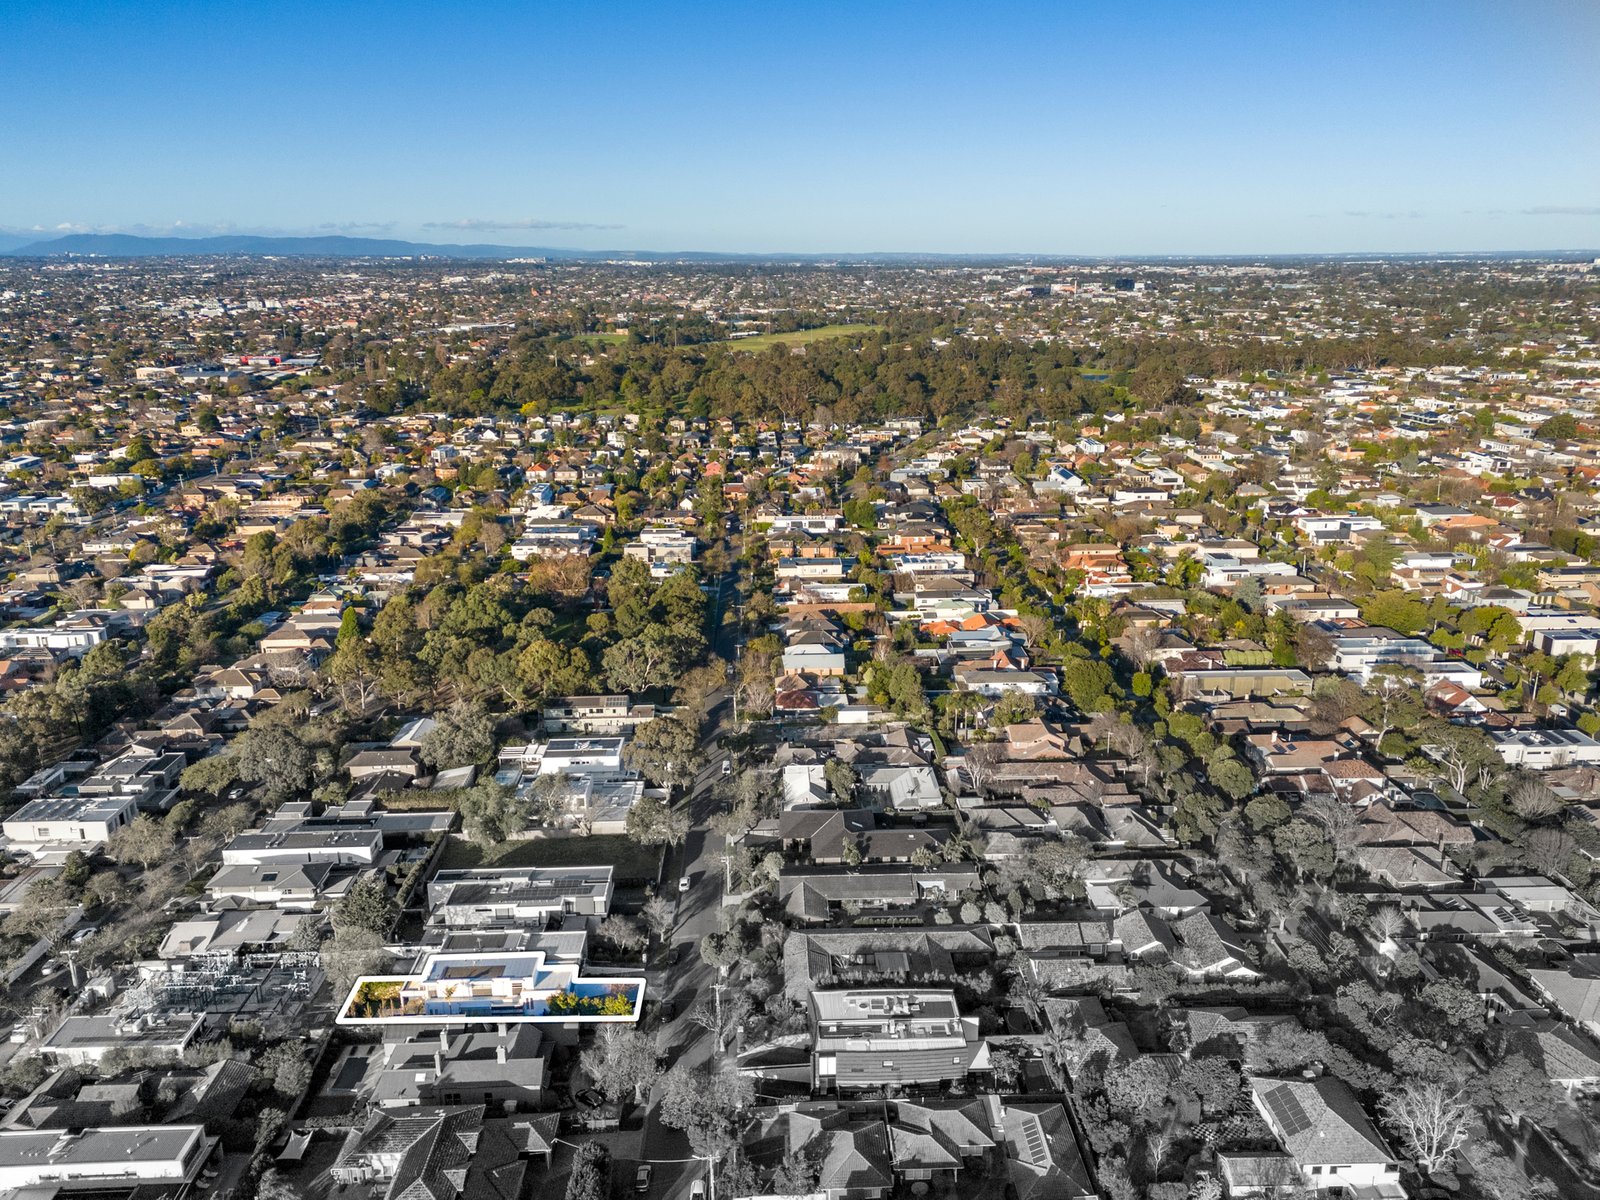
top-left (623, 553), bottom-right (744, 1198)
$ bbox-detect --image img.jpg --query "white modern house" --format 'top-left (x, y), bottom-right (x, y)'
top-left (1292, 513), bottom-right (1386, 544)
top-left (2, 793), bottom-right (138, 851)
top-left (0, 614), bottom-right (111, 659)
top-left (338, 950), bottom-right (645, 1026)
top-left (534, 737), bottom-right (627, 778)
top-left (1326, 629), bottom-right (1437, 681)
top-left (623, 526), bottom-right (697, 577)
top-left (1490, 727), bottom-right (1600, 769)
top-left (1200, 555), bottom-right (1301, 588)
top-left (775, 557), bottom-right (849, 582)
top-left (0, 1126), bottom-right (215, 1193)
top-left (1032, 466), bottom-right (1086, 497)
top-left (221, 825), bottom-right (383, 867)
top-left (427, 866), bottom-right (615, 926)
top-left (767, 512), bottom-right (843, 534)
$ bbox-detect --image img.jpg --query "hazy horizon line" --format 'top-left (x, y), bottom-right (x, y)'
top-left (3, 229), bottom-right (1598, 263)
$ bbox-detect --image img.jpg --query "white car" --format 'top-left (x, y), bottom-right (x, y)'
top-left (678, 874), bottom-right (691, 893)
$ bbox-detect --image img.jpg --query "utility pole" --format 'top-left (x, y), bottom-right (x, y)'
top-left (712, 978), bottom-right (725, 1054)
top-left (697, 1152), bottom-right (719, 1200)
top-left (705, 967), bottom-right (732, 1200)
top-left (728, 598), bottom-right (745, 727)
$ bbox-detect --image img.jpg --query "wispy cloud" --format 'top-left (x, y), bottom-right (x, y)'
top-left (8, 221), bottom-right (177, 235)
top-left (316, 220), bottom-right (397, 234)
top-left (1343, 210), bottom-right (1425, 220)
top-left (1, 220), bottom-right (399, 239)
top-left (56, 221), bottom-right (243, 236)
top-left (423, 217), bottom-right (622, 232)
top-left (1520, 205), bottom-right (1600, 217)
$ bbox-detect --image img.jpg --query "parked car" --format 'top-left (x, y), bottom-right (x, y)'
top-left (635, 1165), bottom-right (653, 1193)
top-left (689, 1180), bottom-right (705, 1200)
top-left (679, 874), bottom-right (692, 893)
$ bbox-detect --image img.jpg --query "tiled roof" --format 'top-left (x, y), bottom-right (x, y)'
top-left (1250, 1077), bottom-right (1393, 1168)
top-left (1503, 1019), bottom-right (1600, 1083)
top-left (1171, 912), bottom-right (1255, 976)
top-left (1530, 966), bottom-right (1600, 1025)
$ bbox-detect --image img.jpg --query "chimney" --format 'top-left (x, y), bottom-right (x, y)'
top-left (433, 1052), bottom-right (444, 1076)
top-left (439, 1029), bottom-right (449, 1051)
top-left (496, 1043), bottom-right (507, 1065)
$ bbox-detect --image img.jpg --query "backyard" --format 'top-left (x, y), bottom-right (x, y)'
top-left (716, 323), bottom-right (883, 352)
top-left (437, 832), bottom-right (663, 883)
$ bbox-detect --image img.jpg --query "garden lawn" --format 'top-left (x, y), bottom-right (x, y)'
top-left (715, 323), bottom-right (882, 351)
top-left (437, 833), bottom-right (663, 882)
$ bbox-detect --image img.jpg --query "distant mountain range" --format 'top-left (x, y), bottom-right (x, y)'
top-left (1, 232), bottom-right (1595, 263)
top-left (0, 233), bottom-right (1029, 263)
top-left (0, 233), bottom-right (686, 260)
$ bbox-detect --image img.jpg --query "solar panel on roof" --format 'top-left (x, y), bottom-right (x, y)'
top-left (1263, 1086), bottom-right (1312, 1138)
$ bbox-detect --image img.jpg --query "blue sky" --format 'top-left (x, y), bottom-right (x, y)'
top-left (2, 0), bottom-right (1597, 254)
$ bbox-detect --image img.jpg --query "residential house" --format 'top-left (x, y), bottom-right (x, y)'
top-left (326, 1105), bottom-right (530, 1200)
top-left (811, 989), bottom-right (987, 1092)
top-left (426, 866), bottom-right (615, 926)
top-left (1248, 1076), bottom-right (1402, 1195)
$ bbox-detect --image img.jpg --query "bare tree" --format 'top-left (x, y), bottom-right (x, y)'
top-left (598, 914), bottom-right (647, 956)
top-left (1525, 827), bottom-right (1577, 877)
top-left (640, 894), bottom-right (673, 943)
top-left (686, 989), bottom-right (750, 1054)
top-left (1017, 613), bottom-right (1054, 650)
top-left (1307, 677), bottom-right (1365, 732)
top-left (182, 834), bottom-right (221, 880)
top-left (1304, 794), bottom-right (1360, 865)
top-left (1122, 624), bottom-right (1162, 670)
top-left (109, 813), bottom-right (177, 871)
top-left (64, 576), bottom-right (101, 609)
top-left (1146, 1126), bottom-right (1174, 1177)
top-left (736, 664), bottom-right (774, 719)
top-left (964, 741), bottom-right (1004, 797)
top-left (1368, 905), bottom-right (1408, 945)
top-left (1006, 970), bottom-right (1046, 1027)
top-left (1106, 720), bottom-right (1152, 763)
top-left (1507, 776), bottom-right (1564, 822)
top-left (1087, 711), bottom-right (1122, 753)
top-left (1379, 1080), bottom-right (1469, 1176)
top-left (579, 1025), bottom-right (660, 1104)
top-left (526, 772), bottom-right (573, 828)
top-left (1296, 622), bottom-right (1338, 672)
